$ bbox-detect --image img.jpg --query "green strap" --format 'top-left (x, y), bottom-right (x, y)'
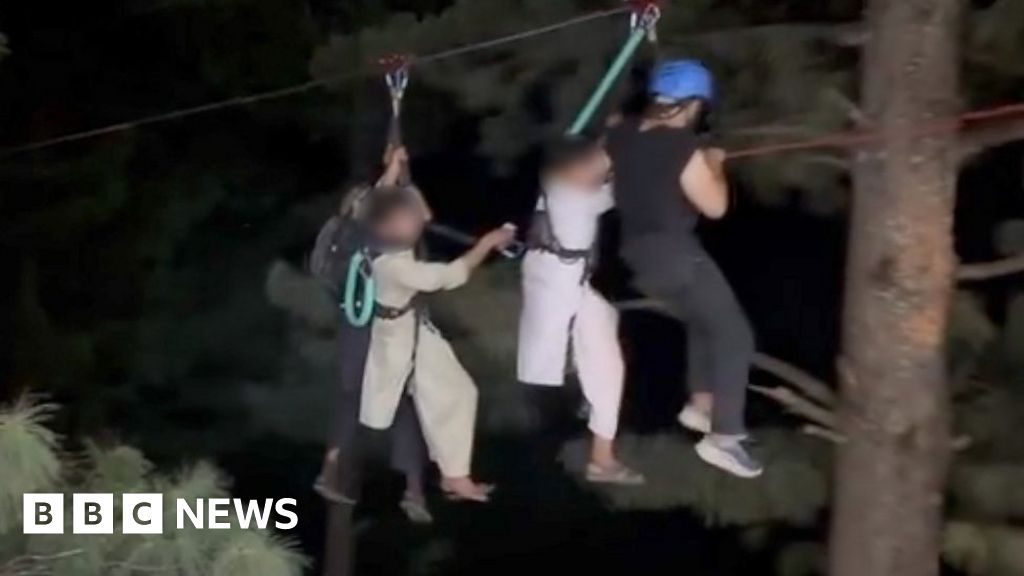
top-left (566, 26), bottom-right (648, 136)
top-left (343, 250), bottom-right (376, 327)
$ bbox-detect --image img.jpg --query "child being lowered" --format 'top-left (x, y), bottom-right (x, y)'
top-left (605, 59), bottom-right (763, 478)
top-left (518, 137), bottom-right (644, 485)
top-left (360, 188), bottom-right (517, 502)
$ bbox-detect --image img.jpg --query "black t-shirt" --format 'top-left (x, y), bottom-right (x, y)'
top-left (606, 119), bottom-right (704, 288)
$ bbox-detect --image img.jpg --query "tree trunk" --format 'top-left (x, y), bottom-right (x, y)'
top-left (830, 2), bottom-right (960, 576)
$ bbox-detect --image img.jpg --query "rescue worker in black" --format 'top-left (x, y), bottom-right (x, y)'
top-left (605, 59), bottom-right (763, 478)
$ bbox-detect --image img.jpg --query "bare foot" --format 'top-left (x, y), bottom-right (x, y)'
top-left (585, 461), bottom-right (645, 486)
top-left (440, 477), bottom-right (494, 502)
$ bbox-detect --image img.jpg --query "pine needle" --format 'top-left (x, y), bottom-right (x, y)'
top-left (0, 396), bottom-right (62, 530)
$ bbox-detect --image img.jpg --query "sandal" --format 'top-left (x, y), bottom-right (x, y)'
top-left (585, 462), bottom-right (646, 486)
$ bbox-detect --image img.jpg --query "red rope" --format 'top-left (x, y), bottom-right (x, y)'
top-left (377, 53), bottom-right (412, 73)
top-left (727, 102), bottom-right (1024, 160)
top-left (625, 0), bottom-right (661, 12)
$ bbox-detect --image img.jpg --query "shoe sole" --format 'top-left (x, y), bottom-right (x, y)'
top-left (694, 442), bottom-right (763, 479)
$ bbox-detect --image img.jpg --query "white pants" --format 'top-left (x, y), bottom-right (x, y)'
top-left (518, 252), bottom-right (624, 439)
top-left (412, 323), bottom-right (478, 478)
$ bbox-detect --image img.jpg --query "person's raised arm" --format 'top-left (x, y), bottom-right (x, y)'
top-left (456, 224), bottom-right (516, 272)
top-left (376, 145), bottom-right (433, 221)
top-left (376, 144), bottom-right (407, 187)
top-left (679, 147), bottom-right (729, 219)
top-left (375, 224), bottom-right (517, 293)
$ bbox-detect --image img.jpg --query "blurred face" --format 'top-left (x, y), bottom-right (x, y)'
top-left (559, 147), bottom-right (610, 188)
top-left (375, 203), bottom-right (424, 246)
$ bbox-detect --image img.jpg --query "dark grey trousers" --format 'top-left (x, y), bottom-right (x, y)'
top-left (329, 322), bottom-right (427, 501)
top-left (635, 254), bottom-right (755, 436)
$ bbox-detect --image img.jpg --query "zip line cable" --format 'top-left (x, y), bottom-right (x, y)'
top-left (3, 3), bottom-right (1024, 159)
top-left (1, 78), bottom-right (346, 156)
top-left (412, 6), bottom-right (630, 65)
top-left (0, 6), bottom-right (630, 157)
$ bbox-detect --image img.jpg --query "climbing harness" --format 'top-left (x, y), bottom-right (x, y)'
top-left (526, 194), bottom-right (597, 266)
top-left (374, 298), bottom-right (416, 320)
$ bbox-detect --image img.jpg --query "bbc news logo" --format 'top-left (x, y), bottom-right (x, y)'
top-left (23, 494), bottom-right (298, 534)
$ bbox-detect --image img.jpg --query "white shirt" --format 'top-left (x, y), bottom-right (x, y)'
top-left (536, 181), bottom-right (614, 250)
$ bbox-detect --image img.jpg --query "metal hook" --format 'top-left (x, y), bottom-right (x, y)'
top-left (380, 54), bottom-right (411, 103)
top-left (628, 0), bottom-right (661, 42)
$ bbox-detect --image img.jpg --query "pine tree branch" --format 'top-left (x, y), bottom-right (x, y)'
top-left (749, 384), bottom-right (839, 430)
top-left (797, 153), bottom-right (852, 172)
top-left (824, 88), bottom-right (870, 128)
top-left (615, 299), bottom-right (840, 408)
top-left (957, 253), bottom-right (1024, 282)
top-left (952, 435), bottom-right (974, 452)
top-left (959, 115), bottom-right (1024, 164)
top-left (1, 549), bottom-right (84, 575)
top-left (965, 50), bottom-right (1024, 79)
top-left (802, 424), bottom-right (846, 444)
top-left (752, 353), bottom-right (837, 407)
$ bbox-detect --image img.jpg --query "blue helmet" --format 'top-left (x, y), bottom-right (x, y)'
top-left (648, 59), bottom-right (714, 103)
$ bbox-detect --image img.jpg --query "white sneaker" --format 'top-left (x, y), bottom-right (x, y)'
top-left (695, 437), bottom-right (763, 479)
top-left (677, 404), bottom-right (711, 434)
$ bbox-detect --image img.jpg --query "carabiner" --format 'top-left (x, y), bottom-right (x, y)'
top-left (628, 0), bottom-right (661, 42)
top-left (380, 53), bottom-right (411, 103)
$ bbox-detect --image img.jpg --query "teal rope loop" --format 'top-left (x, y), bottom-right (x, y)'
top-left (566, 3), bottom-right (660, 136)
top-left (343, 249), bottom-right (376, 327)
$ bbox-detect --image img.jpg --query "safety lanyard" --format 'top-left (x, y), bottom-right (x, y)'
top-left (566, 0), bottom-right (660, 136)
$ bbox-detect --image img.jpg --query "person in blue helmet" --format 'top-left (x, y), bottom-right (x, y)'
top-left (605, 59), bottom-right (763, 478)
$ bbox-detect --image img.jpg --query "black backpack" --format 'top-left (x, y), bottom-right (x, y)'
top-left (309, 206), bottom-right (382, 331)
top-left (310, 214), bottom-right (375, 404)
top-left (310, 214), bottom-right (366, 293)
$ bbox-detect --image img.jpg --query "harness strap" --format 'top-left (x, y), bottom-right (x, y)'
top-left (526, 205), bottom-right (593, 263)
top-left (526, 201), bottom-right (599, 284)
top-left (374, 299), bottom-right (416, 320)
